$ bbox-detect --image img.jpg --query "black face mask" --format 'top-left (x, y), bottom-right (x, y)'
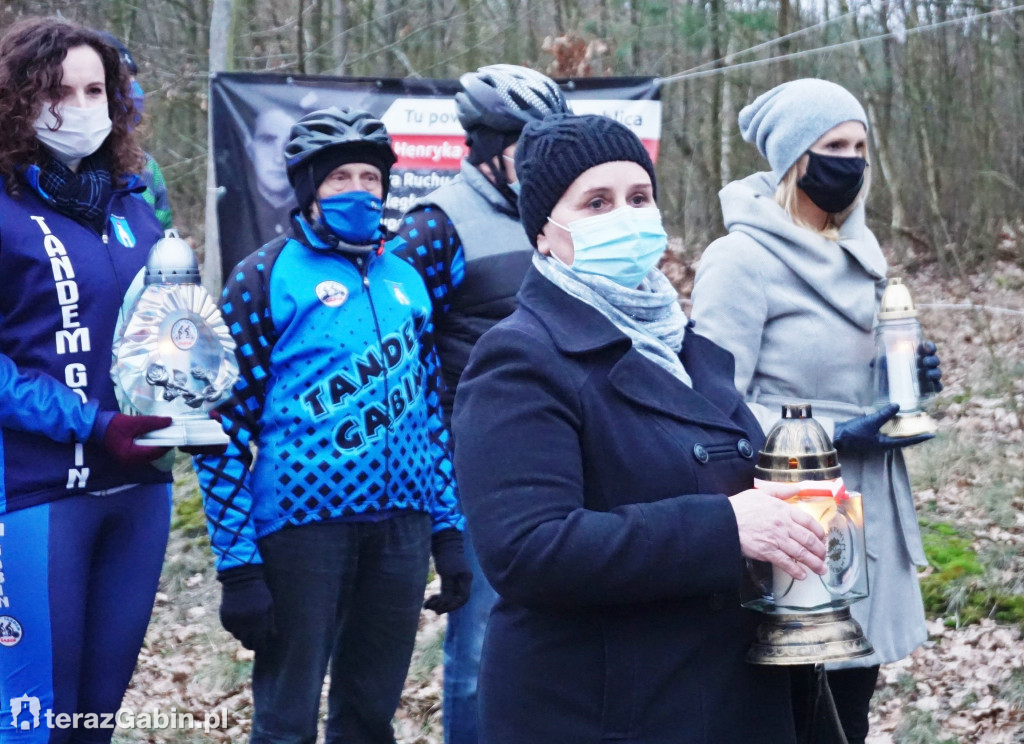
top-left (797, 152), bottom-right (867, 213)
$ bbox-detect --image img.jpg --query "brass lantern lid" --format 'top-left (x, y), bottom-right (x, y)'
top-left (754, 403), bottom-right (841, 482)
top-left (878, 277), bottom-right (918, 320)
top-left (144, 229), bottom-right (201, 285)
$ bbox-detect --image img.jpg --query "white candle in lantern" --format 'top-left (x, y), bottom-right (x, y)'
top-left (771, 495), bottom-right (835, 610)
top-left (886, 338), bottom-right (919, 411)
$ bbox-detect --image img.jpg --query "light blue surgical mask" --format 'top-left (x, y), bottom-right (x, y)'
top-left (547, 206), bottom-right (667, 288)
top-left (319, 190), bottom-right (383, 244)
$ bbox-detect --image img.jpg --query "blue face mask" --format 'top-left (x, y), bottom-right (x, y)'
top-left (548, 206), bottom-right (667, 288)
top-left (319, 190), bottom-right (383, 244)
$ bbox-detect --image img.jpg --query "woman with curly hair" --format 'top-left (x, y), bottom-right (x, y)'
top-left (0, 17), bottom-right (179, 741)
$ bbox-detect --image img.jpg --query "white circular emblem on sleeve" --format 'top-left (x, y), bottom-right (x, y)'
top-left (316, 281), bottom-right (349, 308)
top-left (0, 616), bottom-right (23, 647)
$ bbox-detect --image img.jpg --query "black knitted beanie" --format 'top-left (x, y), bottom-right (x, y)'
top-left (514, 113), bottom-right (657, 246)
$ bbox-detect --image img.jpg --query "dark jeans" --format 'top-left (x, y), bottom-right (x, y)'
top-left (441, 532), bottom-right (497, 744)
top-left (250, 513), bottom-right (432, 744)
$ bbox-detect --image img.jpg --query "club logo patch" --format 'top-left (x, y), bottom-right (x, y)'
top-left (316, 281), bottom-right (349, 308)
top-left (0, 616), bottom-right (23, 647)
top-left (109, 214), bottom-right (136, 248)
top-left (386, 281), bottom-right (410, 306)
top-left (170, 318), bottom-right (199, 350)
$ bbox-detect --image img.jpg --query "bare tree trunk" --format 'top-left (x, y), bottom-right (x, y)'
top-left (720, 36), bottom-right (733, 189)
top-left (525, 0), bottom-right (539, 65)
top-left (630, 0), bottom-right (642, 72)
top-left (332, 0), bottom-right (347, 74)
top-left (840, 0), bottom-right (909, 260)
top-left (504, 0), bottom-right (519, 64)
top-left (708, 0), bottom-right (724, 190)
top-left (459, 0), bottom-right (479, 72)
top-left (204, 0), bottom-right (234, 295)
top-left (777, 0), bottom-right (793, 80)
top-left (296, 0), bottom-right (306, 73)
top-left (310, 0), bottom-right (324, 73)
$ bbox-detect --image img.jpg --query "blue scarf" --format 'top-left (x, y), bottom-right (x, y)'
top-left (27, 152), bottom-right (112, 234)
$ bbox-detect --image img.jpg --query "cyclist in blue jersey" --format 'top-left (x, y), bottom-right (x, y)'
top-left (0, 17), bottom-right (186, 744)
top-left (194, 106), bottom-right (470, 744)
top-left (392, 64), bottom-right (570, 744)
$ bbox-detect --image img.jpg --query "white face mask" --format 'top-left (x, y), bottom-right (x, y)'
top-left (33, 104), bottom-right (113, 165)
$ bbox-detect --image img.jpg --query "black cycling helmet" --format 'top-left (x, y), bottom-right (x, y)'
top-left (284, 106), bottom-right (397, 211)
top-left (285, 106), bottom-right (396, 181)
top-left (455, 64), bottom-right (570, 134)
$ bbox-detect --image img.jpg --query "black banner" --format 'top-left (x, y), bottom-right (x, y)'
top-left (210, 72), bottom-right (661, 277)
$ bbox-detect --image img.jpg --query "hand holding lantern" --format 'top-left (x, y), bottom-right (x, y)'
top-left (742, 403), bottom-right (873, 666)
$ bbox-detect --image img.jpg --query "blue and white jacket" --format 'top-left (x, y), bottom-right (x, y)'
top-left (194, 215), bottom-right (463, 573)
top-left (0, 173), bottom-right (169, 513)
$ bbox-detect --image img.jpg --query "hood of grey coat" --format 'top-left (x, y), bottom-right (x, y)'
top-left (719, 172), bottom-right (886, 331)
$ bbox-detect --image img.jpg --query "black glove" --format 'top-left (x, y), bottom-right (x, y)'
top-left (217, 565), bottom-right (275, 652)
top-left (833, 403), bottom-right (933, 454)
top-left (424, 528), bottom-right (472, 615)
top-left (94, 412), bottom-right (173, 466)
top-left (917, 340), bottom-right (943, 395)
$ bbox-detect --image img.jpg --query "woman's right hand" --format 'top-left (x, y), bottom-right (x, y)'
top-left (729, 488), bottom-right (827, 580)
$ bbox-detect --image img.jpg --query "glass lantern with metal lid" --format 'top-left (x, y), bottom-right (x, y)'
top-left (743, 403), bottom-right (873, 666)
top-left (873, 277), bottom-right (938, 437)
top-left (111, 230), bottom-right (238, 446)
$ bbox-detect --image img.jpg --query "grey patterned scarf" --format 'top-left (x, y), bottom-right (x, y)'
top-left (532, 253), bottom-right (692, 387)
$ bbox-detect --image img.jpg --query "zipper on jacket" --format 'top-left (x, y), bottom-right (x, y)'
top-left (357, 253), bottom-right (393, 495)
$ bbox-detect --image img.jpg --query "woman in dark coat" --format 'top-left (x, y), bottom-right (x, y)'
top-left (451, 113), bottom-right (829, 744)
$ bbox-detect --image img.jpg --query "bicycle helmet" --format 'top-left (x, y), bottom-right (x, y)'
top-left (455, 64), bottom-right (569, 134)
top-left (284, 106), bottom-right (397, 212)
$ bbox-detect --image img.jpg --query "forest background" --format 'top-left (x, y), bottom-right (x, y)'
top-left (1, 0), bottom-right (1023, 742)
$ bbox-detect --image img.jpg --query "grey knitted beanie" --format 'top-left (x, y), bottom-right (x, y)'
top-left (738, 79), bottom-right (868, 183)
top-left (515, 113), bottom-right (657, 246)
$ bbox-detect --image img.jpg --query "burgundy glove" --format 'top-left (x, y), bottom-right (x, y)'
top-left (97, 412), bottom-right (173, 466)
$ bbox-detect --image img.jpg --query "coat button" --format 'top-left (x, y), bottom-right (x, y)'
top-left (692, 444), bottom-right (709, 463)
top-left (737, 439), bottom-right (754, 459)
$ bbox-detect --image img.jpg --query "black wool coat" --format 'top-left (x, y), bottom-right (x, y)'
top-left (452, 267), bottom-right (797, 744)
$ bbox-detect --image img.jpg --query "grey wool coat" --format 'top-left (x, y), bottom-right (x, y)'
top-left (690, 171), bottom-right (928, 668)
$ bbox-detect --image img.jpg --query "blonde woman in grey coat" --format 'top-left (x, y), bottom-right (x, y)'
top-left (690, 78), bottom-right (942, 744)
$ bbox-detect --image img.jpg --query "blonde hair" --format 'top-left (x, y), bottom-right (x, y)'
top-left (774, 152), bottom-right (871, 241)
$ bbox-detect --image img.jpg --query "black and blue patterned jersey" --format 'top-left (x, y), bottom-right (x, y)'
top-left (194, 216), bottom-right (462, 573)
top-left (391, 206), bottom-right (466, 316)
